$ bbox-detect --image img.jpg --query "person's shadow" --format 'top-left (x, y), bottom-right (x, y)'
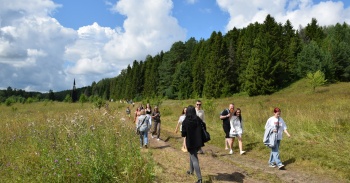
top-left (207, 172), bottom-right (245, 182)
top-left (281, 158), bottom-right (296, 169)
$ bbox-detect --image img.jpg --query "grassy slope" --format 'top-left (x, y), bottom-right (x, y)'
top-left (157, 80), bottom-right (350, 181)
top-left (0, 80), bottom-right (349, 182)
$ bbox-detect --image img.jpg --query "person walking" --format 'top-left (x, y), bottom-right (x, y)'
top-left (229, 108), bottom-right (246, 155)
top-left (145, 103), bottom-right (152, 132)
top-left (195, 100), bottom-right (205, 154)
top-left (264, 107), bottom-right (291, 169)
top-left (220, 103), bottom-right (235, 154)
top-left (151, 106), bottom-right (161, 140)
top-left (126, 106), bottom-right (131, 119)
top-left (175, 107), bottom-right (187, 152)
top-left (181, 105), bottom-right (204, 183)
top-left (137, 109), bottom-right (151, 148)
top-left (134, 107), bottom-right (141, 126)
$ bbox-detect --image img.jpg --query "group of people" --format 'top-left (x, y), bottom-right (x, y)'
top-left (130, 100), bottom-right (291, 183)
top-left (220, 103), bottom-right (245, 155)
top-left (132, 103), bottom-right (162, 149)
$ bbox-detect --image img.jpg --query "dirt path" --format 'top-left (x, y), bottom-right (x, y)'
top-left (144, 132), bottom-right (337, 183)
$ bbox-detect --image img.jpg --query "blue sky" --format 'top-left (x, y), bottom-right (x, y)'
top-left (53, 0), bottom-right (230, 40)
top-left (1, 0), bottom-right (350, 92)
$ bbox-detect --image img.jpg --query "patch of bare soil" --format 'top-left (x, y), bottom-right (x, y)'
top-left (144, 133), bottom-right (339, 183)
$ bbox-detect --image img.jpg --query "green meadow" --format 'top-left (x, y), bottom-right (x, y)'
top-left (1, 79), bottom-right (349, 182)
top-left (0, 103), bottom-right (154, 182)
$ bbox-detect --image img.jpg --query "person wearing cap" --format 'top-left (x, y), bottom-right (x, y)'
top-left (264, 107), bottom-right (291, 169)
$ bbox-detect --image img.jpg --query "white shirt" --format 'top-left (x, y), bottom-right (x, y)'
top-left (265, 116), bottom-right (287, 140)
top-left (178, 114), bottom-right (186, 131)
top-left (196, 109), bottom-right (205, 123)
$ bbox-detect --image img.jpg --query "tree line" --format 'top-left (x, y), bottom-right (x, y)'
top-left (101, 15), bottom-right (350, 100)
top-left (1, 15), bottom-right (350, 103)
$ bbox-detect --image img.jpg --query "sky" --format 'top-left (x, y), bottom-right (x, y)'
top-left (1, 0), bottom-right (350, 93)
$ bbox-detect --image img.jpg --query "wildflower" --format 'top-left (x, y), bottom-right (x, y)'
top-left (78, 174), bottom-right (82, 176)
top-left (54, 159), bottom-right (58, 163)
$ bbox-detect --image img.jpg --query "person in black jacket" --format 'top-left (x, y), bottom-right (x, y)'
top-left (182, 105), bottom-right (204, 183)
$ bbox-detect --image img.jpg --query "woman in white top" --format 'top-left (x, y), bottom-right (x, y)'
top-left (229, 108), bottom-right (246, 155)
top-left (264, 107), bottom-right (291, 169)
top-left (175, 107), bottom-right (187, 152)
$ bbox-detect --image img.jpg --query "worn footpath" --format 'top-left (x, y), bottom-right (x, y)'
top-left (143, 131), bottom-right (339, 183)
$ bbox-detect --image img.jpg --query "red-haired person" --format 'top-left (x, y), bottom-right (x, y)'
top-left (264, 107), bottom-right (291, 169)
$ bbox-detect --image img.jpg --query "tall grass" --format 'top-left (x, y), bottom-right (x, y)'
top-left (0, 102), bottom-right (154, 182)
top-left (1, 80), bottom-right (349, 182)
top-left (159, 80), bottom-right (350, 181)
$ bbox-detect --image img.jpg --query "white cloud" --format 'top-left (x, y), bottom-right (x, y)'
top-left (0, 0), bottom-right (186, 92)
top-left (2, 0), bottom-right (348, 93)
top-left (217, 0), bottom-right (350, 31)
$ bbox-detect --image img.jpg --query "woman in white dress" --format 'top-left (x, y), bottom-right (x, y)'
top-left (175, 107), bottom-right (187, 152)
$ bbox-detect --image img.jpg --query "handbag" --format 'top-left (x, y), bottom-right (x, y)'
top-left (136, 117), bottom-right (147, 135)
top-left (201, 121), bottom-right (211, 143)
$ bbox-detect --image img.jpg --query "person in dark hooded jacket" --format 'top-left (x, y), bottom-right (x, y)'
top-left (181, 105), bottom-right (204, 183)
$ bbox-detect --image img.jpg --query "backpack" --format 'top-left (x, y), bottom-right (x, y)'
top-left (139, 116), bottom-right (149, 132)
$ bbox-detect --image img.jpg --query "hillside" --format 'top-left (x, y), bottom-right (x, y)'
top-left (130, 80), bottom-right (350, 182)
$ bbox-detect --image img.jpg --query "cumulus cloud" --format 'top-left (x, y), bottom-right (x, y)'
top-left (0, 0), bottom-right (186, 92)
top-left (1, 0), bottom-right (349, 92)
top-left (217, 0), bottom-right (350, 31)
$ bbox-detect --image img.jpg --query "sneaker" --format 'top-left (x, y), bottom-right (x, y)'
top-left (144, 144), bottom-right (148, 148)
top-left (186, 170), bottom-right (193, 175)
top-left (278, 164), bottom-right (285, 169)
top-left (240, 151), bottom-right (246, 155)
top-left (229, 149), bottom-right (233, 154)
top-left (157, 138), bottom-right (160, 141)
top-left (269, 164), bottom-right (276, 168)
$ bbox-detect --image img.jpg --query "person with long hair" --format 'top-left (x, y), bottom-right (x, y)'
top-left (229, 108), bottom-right (246, 155)
top-left (134, 107), bottom-right (141, 126)
top-left (195, 100), bottom-right (205, 154)
top-left (264, 107), bottom-right (291, 169)
top-left (181, 105), bottom-right (204, 183)
top-left (145, 103), bottom-right (152, 132)
top-left (151, 106), bottom-right (161, 140)
top-left (175, 107), bottom-right (187, 152)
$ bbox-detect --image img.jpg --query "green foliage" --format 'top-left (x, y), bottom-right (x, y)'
top-left (306, 70), bottom-right (327, 92)
top-left (79, 94), bottom-right (88, 103)
top-left (64, 94), bottom-right (72, 103)
top-left (94, 98), bottom-right (105, 109)
top-left (2, 16), bottom-right (350, 102)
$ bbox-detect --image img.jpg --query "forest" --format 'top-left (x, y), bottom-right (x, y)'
top-left (1, 15), bottom-right (350, 102)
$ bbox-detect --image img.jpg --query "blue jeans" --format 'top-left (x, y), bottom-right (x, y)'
top-left (139, 130), bottom-right (148, 147)
top-left (269, 140), bottom-right (282, 166)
